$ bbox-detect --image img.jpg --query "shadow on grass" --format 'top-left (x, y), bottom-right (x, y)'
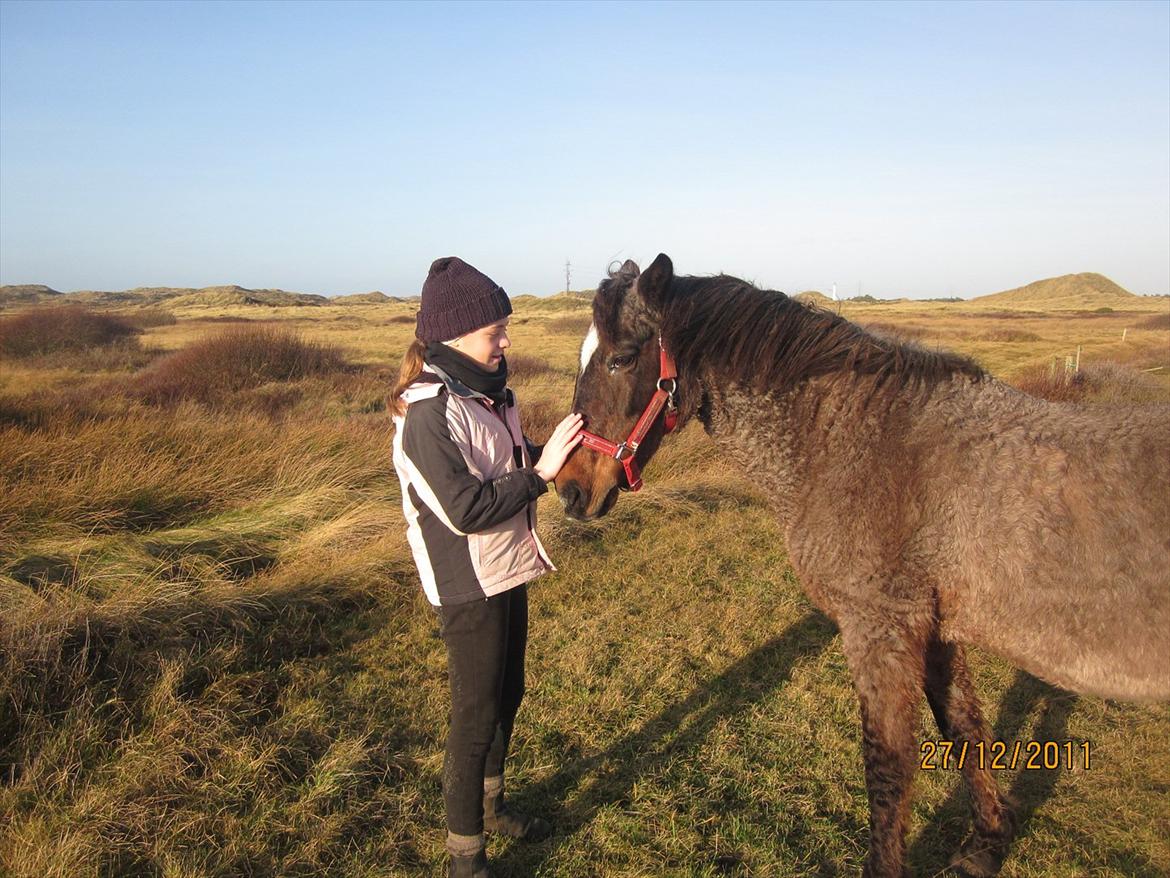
top-left (908, 670), bottom-right (1162, 877)
top-left (496, 611), bottom-right (841, 876)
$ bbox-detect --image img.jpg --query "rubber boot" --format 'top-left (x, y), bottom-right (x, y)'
top-left (446, 832), bottom-right (490, 878)
top-left (482, 775), bottom-right (552, 841)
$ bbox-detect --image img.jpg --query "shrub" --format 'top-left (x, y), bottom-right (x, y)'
top-left (1012, 360), bottom-right (1164, 404)
top-left (135, 325), bottom-right (349, 406)
top-left (519, 398), bottom-right (563, 443)
top-left (1012, 366), bottom-right (1087, 402)
top-left (0, 305), bottom-right (141, 358)
top-left (973, 328), bottom-right (1042, 342)
top-left (1138, 312), bottom-right (1170, 330)
top-left (506, 352), bottom-right (557, 382)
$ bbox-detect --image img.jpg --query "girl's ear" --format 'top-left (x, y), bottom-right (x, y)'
top-left (635, 253), bottom-right (674, 316)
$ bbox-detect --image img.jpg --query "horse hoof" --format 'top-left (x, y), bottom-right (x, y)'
top-left (948, 834), bottom-right (1009, 877)
top-left (949, 793), bottom-right (1018, 877)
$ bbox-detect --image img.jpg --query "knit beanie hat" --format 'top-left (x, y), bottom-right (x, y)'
top-left (416, 257), bottom-right (512, 343)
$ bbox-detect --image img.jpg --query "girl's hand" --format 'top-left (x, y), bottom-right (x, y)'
top-left (533, 413), bottom-right (584, 482)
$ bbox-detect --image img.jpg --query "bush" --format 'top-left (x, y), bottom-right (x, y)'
top-left (973, 328), bottom-right (1042, 342)
top-left (1012, 360), bottom-right (1164, 404)
top-left (1138, 312), bottom-right (1170, 330)
top-left (519, 398), bottom-right (564, 443)
top-left (0, 305), bottom-right (141, 358)
top-left (135, 325), bottom-right (349, 406)
top-left (506, 352), bottom-right (557, 382)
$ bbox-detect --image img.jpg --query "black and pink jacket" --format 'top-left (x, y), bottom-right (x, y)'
top-left (391, 366), bottom-right (555, 606)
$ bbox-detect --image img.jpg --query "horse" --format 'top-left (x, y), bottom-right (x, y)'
top-left (553, 254), bottom-right (1170, 878)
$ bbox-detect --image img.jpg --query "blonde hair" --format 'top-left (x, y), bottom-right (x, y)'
top-left (390, 337), bottom-right (427, 416)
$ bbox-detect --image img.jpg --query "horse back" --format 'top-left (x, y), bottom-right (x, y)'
top-left (924, 384), bottom-right (1170, 700)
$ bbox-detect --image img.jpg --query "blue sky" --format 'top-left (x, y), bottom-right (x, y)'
top-left (1, 0), bottom-right (1167, 298)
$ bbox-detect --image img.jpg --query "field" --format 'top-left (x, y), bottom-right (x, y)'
top-left (1, 286), bottom-right (1168, 878)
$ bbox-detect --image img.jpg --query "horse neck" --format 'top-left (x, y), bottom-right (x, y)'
top-left (695, 375), bottom-right (833, 508)
top-left (693, 369), bottom-right (934, 521)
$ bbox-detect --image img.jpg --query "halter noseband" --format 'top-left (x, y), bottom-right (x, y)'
top-left (577, 338), bottom-right (678, 492)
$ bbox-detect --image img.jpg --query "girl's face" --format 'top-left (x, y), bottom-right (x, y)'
top-left (450, 318), bottom-right (511, 371)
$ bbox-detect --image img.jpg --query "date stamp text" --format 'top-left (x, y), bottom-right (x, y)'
top-left (919, 739), bottom-right (1092, 771)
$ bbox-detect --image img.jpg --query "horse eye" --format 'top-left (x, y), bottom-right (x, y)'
top-left (607, 354), bottom-right (635, 373)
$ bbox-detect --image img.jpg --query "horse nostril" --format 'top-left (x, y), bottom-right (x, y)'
top-left (559, 480), bottom-right (583, 513)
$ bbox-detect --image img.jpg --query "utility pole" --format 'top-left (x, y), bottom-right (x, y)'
top-left (565, 260), bottom-right (571, 294)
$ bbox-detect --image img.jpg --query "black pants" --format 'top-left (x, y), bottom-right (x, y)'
top-left (436, 584), bottom-right (528, 836)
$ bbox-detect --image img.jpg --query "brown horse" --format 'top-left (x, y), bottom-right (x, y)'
top-left (554, 254), bottom-right (1170, 877)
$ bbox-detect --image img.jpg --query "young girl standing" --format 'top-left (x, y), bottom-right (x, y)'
top-left (390, 257), bottom-right (583, 878)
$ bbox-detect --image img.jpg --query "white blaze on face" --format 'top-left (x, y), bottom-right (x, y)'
top-left (579, 322), bottom-right (600, 373)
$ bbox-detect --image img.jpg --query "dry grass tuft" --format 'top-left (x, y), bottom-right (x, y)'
top-left (861, 322), bottom-right (929, 341)
top-left (544, 312), bottom-right (593, 335)
top-left (0, 305), bottom-right (141, 358)
top-left (134, 326), bottom-right (349, 406)
top-left (120, 309), bottom-right (178, 328)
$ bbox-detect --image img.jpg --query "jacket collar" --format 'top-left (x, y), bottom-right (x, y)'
top-left (405, 366), bottom-right (514, 407)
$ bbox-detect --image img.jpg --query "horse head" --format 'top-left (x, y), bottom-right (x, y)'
top-left (555, 253), bottom-right (679, 521)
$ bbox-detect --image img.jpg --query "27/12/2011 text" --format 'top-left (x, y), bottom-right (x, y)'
top-left (919, 740), bottom-right (1092, 771)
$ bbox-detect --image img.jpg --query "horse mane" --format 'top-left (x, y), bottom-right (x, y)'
top-left (596, 267), bottom-right (987, 420)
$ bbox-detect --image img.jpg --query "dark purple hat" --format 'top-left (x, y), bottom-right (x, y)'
top-left (416, 257), bottom-right (512, 342)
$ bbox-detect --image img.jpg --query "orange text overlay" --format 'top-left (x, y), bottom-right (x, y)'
top-left (919, 739), bottom-right (1092, 771)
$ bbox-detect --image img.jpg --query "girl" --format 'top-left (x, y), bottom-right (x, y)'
top-left (390, 257), bottom-right (583, 878)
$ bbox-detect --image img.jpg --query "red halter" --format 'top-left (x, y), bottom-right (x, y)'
top-left (578, 338), bottom-right (678, 492)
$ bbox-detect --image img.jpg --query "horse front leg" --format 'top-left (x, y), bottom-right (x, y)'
top-left (923, 638), bottom-right (1016, 877)
top-left (840, 619), bottom-right (929, 878)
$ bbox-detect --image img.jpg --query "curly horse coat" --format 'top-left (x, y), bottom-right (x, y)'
top-left (554, 254), bottom-right (1170, 878)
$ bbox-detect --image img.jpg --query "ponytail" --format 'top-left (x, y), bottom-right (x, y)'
top-left (390, 337), bottom-right (427, 416)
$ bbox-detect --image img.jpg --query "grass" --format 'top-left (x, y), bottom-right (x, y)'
top-left (1, 292), bottom-right (1168, 877)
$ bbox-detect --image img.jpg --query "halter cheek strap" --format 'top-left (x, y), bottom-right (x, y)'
top-left (578, 339), bottom-right (678, 492)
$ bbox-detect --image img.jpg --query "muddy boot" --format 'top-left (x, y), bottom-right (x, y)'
top-left (446, 832), bottom-right (490, 878)
top-left (482, 775), bottom-right (552, 841)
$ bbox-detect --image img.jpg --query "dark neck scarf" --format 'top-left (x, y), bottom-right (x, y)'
top-left (424, 342), bottom-right (509, 406)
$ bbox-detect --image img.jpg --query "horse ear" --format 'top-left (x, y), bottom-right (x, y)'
top-left (636, 253), bottom-right (674, 314)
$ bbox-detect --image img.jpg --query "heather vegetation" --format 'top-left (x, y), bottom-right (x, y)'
top-left (133, 325), bottom-right (350, 407)
top-left (0, 286), bottom-right (1167, 877)
top-left (0, 304), bottom-right (142, 356)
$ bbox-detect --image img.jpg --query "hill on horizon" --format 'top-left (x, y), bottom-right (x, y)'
top-left (971, 272), bottom-right (1137, 310)
top-left (0, 284), bottom-right (344, 309)
top-left (511, 290), bottom-right (595, 311)
top-left (330, 291), bottom-right (395, 304)
top-left (0, 284), bottom-right (63, 306)
top-left (794, 290), bottom-right (833, 305)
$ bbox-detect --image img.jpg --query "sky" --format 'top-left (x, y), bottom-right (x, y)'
top-left (1, 0), bottom-right (1167, 299)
